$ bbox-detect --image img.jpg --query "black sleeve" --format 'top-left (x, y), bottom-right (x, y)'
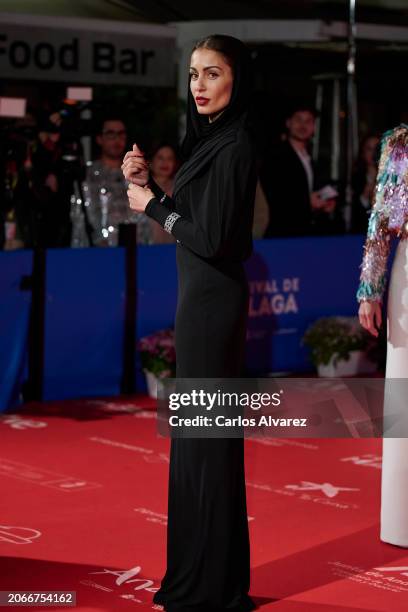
top-left (145, 142), bottom-right (254, 259)
top-left (148, 174), bottom-right (175, 206)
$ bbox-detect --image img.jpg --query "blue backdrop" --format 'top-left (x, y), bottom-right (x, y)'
top-left (2, 234), bottom-right (388, 411)
top-left (244, 235), bottom-right (370, 374)
top-left (44, 248), bottom-right (126, 401)
top-left (0, 251), bottom-right (32, 411)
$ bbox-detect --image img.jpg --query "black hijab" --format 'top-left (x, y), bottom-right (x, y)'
top-left (173, 35), bottom-right (254, 199)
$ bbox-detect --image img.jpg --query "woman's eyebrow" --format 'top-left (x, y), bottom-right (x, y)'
top-left (189, 65), bottom-right (222, 71)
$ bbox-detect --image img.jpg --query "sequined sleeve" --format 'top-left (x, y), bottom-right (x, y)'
top-left (356, 124), bottom-right (408, 303)
top-left (356, 211), bottom-right (391, 302)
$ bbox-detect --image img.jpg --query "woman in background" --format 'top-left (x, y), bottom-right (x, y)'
top-left (351, 133), bottom-right (380, 234)
top-left (147, 143), bottom-right (179, 244)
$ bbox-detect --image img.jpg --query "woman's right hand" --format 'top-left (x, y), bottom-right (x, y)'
top-left (122, 143), bottom-right (149, 186)
top-left (358, 300), bottom-right (382, 337)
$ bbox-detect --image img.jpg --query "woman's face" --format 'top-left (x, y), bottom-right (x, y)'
top-left (189, 48), bottom-right (233, 119)
top-left (150, 146), bottom-right (177, 179)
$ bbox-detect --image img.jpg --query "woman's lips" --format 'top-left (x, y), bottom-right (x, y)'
top-left (196, 97), bottom-right (210, 106)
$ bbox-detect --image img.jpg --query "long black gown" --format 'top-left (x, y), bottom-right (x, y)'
top-left (145, 124), bottom-right (257, 612)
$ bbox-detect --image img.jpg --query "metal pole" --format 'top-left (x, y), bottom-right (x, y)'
top-left (345, 0), bottom-right (357, 232)
top-left (313, 82), bottom-right (323, 162)
top-left (332, 79), bottom-right (340, 181)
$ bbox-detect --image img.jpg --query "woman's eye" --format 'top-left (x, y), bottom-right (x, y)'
top-left (190, 73), bottom-right (197, 79)
top-left (209, 72), bottom-right (218, 78)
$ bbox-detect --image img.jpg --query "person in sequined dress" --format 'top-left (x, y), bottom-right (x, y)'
top-left (70, 116), bottom-right (152, 247)
top-left (357, 123), bottom-right (408, 547)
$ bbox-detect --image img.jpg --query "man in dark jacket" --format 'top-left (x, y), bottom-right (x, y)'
top-left (260, 103), bottom-right (339, 237)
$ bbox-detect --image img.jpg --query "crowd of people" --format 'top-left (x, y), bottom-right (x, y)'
top-left (0, 100), bottom-right (381, 250)
top-left (70, 116), bottom-right (178, 247)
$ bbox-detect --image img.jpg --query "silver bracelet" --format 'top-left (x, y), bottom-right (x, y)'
top-left (164, 211), bottom-right (181, 234)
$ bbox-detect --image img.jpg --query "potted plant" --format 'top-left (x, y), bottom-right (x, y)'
top-left (302, 316), bottom-right (379, 377)
top-left (138, 328), bottom-right (176, 398)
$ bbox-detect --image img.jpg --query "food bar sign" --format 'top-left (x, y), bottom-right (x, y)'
top-left (0, 23), bottom-right (175, 86)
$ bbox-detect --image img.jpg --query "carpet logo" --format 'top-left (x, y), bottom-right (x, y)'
top-left (134, 507), bottom-right (167, 526)
top-left (0, 415), bottom-right (47, 430)
top-left (89, 437), bottom-right (168, 463)
top-left (133, 410), bottom-right (156, 419)
top-left (86, 400), bottom-right (154, 416)
top-left (0, 458), bottom-right (101, 491)
top-left (374, 566), bottom-right (408, 578)
top-left (0, 525), bottom-right (41, 544)
top-left (143, 453), bottom-right (169, 464)
top-left (249, 438), bottom-right (319, 450)
top-left (80, 565), bottom-right (160, 605)
top-left (285, 481), bottom-right (359, 498)
top-left (340, 454), bottom-right (382, 469)
top-left (133, 507), bottom-right (255, 527)
top-left (56, 480), bottom-right (90, 490)
top-left (247, 480), bottom-right (359, 510)
top-left (329, 561), bottom-right (408, 593)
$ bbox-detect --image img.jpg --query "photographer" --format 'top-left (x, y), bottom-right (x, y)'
top-left (1, 110), bottom-right (73, 249)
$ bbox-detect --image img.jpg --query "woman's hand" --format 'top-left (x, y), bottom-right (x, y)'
top-left (358, 300), bottom-right (382, 337)
top-left (127, 183), bottom-right (155, 213)
top-left (122, 143), bottom-right (149, 186)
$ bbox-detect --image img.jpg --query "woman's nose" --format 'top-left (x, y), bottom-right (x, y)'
top-left (195, 77), bottom-right (206, 91)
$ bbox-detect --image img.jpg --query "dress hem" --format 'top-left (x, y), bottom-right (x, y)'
top-left (380, 536), bottom-right (408, 548)
top-left (152, 591), bottom-right (257, 611)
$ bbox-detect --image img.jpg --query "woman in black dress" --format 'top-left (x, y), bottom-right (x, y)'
top-left (122, 34), bottom-right (257, 612)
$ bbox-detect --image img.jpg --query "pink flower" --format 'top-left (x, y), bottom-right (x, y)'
top-left (138, 328), bottom-right (176, 366)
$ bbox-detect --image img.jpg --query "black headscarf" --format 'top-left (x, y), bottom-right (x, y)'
top-left (173, 35), bottom-right (254, 198)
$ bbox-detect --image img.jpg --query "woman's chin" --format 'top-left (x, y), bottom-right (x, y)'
top-left (196, 107), bottom-right (212, 115)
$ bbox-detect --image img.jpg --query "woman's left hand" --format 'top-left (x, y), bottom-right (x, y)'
top-left (127, 183), bottom-right (155, 213)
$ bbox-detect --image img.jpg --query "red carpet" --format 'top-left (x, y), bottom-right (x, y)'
top-left (1, 396), bottom-right (408, 611)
